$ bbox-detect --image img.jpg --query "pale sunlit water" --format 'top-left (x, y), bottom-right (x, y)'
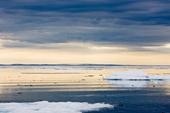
top-left (0, 67), bottom-right (170, 113)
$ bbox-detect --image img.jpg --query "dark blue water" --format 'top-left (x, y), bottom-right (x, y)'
top-left (1, 88), bottom-right (170, 113)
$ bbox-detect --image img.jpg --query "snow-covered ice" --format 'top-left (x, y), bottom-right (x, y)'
top-left (103, 70), bottom-right (170, 80)
top-left (0, 101), bottom-right (113, 113)
top-left (104, 70), bottom-right (170, 88)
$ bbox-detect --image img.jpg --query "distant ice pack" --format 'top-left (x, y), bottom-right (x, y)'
top-left (0, 101), bottom-right (113, 113)
top-left (103, 70), bottom-right (170, 88)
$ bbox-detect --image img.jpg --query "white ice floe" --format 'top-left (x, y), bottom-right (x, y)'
top-left (0, 101), bottom-right (113, 113)
top-left (103, 70), bottom-right (170, 88)
top-left (103, 70), bottom-right (170, 80)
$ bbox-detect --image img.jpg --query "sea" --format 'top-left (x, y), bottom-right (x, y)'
top-left (0, 64), bottom-right (170, 113)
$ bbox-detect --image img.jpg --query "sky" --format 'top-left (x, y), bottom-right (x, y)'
top-left (0, 0), bottom-right (170, 65)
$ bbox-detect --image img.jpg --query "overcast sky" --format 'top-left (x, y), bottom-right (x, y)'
top-left (0, 0), bottom-right (170, 64)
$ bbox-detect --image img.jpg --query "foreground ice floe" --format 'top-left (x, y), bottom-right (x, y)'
top-left (0, 101), bottom-right (113, 113)
top-left (103, 70), bottom-right (170, 88)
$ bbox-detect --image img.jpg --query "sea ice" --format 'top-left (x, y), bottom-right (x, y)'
top-left (0, 101), bottom-right (113, 113)
top-left (103, 70), bottom-right (170, 88)
top-left (103, 70), bottom-right (149, 80)
top-left (103, 70), bottom-right (170, 80)
top-left (1, 65), bottom-right (170, 70)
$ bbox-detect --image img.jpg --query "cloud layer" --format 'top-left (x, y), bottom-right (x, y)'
top-left (0, 0), bottom-right (170, 53)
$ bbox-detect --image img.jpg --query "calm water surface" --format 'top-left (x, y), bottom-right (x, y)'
top-left (0, 67), bottom-right (170, 113)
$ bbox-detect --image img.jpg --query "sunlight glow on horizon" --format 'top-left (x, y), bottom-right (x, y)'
top-left (0, 47), bottom-right (170, 65)
top-left (0, 38), bottom-right (170, 65)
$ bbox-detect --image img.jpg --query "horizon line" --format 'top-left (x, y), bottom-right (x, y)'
top-left (0, 64), bottom-right (170, 66)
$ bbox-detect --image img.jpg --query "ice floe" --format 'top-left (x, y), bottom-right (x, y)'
top-left (0, 101), bottom-right (113, 113)
top-left (103, 70), bottom-right (170, 80)
top-left (103, 70), bottom-right (170, 88)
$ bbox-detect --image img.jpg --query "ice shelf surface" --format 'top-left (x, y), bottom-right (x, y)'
top-left (0, 101), bottom-right (113, 113)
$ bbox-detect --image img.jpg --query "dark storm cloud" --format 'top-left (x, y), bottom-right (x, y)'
top-left (0, 0), bottom-right (170, 52)
top-left (1, 0), bottom-right (169, 25)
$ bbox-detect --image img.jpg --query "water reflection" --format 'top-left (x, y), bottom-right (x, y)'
top-left (105, 80), bottom-right (149, 88)
top-left (105, 80), bottom-right (169, 89)
top-left (1, 68), bottom-right (170, 94)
